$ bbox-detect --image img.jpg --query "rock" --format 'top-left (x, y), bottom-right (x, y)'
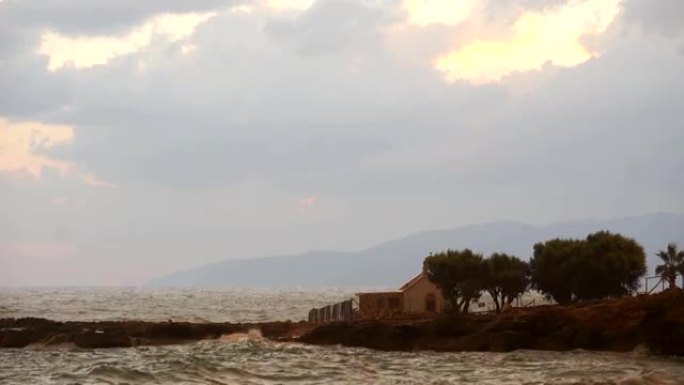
top-left (299, 290), bottom-right (684, 356)
top-left (74, 331), bottom-right (132, 349)
top-left (1, 330), bottom-right (39, 348)
top-left (1, 290), bottom-right (683, 355)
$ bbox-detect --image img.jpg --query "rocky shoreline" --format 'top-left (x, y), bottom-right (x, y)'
top-left (2, 290), bottom-right (683, 356)
top-left (0, 317), bottom-right (310, 349)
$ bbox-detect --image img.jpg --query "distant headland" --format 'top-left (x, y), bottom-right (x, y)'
top-left (148, 213), bottom-right (684, 287)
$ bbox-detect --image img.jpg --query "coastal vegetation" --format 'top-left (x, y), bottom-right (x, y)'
top-left (482, 253), bottom-right (530, 313)
top-left (655, 243), bottom-right (684, 289)
top-left (424, 250), bottom-right (530, 314)
top-left (531, 231), bottom-right (646, 304)
top-left (425, 231), bottom-right (647, 312)
top-left (423, 249), bottom-right (485, 313)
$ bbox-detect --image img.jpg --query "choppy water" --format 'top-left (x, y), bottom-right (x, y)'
top-left (2, 342), bottom-right (683, 385)
top-left (0, 287), bottom-right (366, 322)
top-left (1, 288), bottom-right (683, 385)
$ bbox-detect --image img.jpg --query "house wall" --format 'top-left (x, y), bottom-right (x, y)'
top-left (357, 292), bottom-right (404, 319)
top-left (402, 275), bottom-right (445, 315)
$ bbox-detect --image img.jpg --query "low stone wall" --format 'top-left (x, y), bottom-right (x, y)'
top-left (308, 299), bottom-right (353, 323)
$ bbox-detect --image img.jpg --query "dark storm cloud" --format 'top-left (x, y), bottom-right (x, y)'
top-left (0, 55), bottom-right (74, 117)
top-left (265, 0), bottom-right (397, 55)
top-left (0, 0), bottom-right (238, 34)
top-left (624, 0), bottom-right (684, 38)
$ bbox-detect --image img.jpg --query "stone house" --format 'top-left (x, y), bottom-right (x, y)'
top-left (355, 272), bottom-right (445, 319)
top-left (399, 272), bottom-right (446, 315)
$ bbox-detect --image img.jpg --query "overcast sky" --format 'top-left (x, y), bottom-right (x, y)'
top-left (1, 0), bottom-right (682, 286)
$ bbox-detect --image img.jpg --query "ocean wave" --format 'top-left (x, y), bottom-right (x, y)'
top-left (2, 342), bottom-right (684, 385)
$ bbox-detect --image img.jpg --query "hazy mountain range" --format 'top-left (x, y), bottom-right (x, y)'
top-left (148, 213), bottom-right (684, 287)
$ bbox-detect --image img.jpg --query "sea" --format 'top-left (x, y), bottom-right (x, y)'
top-left (1, 287), bottom-right (683, 385)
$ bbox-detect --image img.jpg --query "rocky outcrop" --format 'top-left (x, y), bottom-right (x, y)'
top-left (2, 290), bottom-right (683, 356)
top-left (0, 318), bottom-right (309, 349)
top-left (299, 289), bottom-right (684, 356)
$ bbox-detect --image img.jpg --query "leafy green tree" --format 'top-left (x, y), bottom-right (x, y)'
top-left (655, 243), bottom-right (684, 289)
top-left (530, 231), bottom-right (646, 304)
top-left (482, 253), bottom-right (530, 313)
top-left (530, 238), bottom-right (581, 304)
top-left (579, 231), bottom-right (647, 299)
top-left (424, 249), bottom-right (484, 313)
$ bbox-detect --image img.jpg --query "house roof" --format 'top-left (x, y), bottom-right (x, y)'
top-left (355, 271), bottom-right (429, 297)
top-left (355, 291), bottom-right (401, 297)
top-left (399, 272), bottom-right (426, 292)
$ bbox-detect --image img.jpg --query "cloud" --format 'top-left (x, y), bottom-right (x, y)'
top-left (266, 0), bottom-right (316, 12)
top-left (298, 196), bottom-right (316, 208)
top-left (2, 241), bottom-right (77, 259)
top-left (622, 0), bottom-right (684, 54)
top-left (265, 0), bottom-right (392, 55)
top-left (0, 117), bottom-right (74, 177)
top-left (435, 0), bottom-right (622, 84)
top-left (80, 173), bottom-right (117, 188)
top-left (0, 0), bottom-right (683, 286)
top-left (38, 11), bottom-right (216, 71)
top-left (0, 117), bottom-right (114, 187)
top-left (51, 196), bottom-right (87, 207)
top-left (0, 0), bottom-right (228, 36)
top-left (403, 0), bottom-right (480, 27)
top-left (624, 0), bottom-right (684, 38)
top-left (51, 196), bottom-right (70, 205)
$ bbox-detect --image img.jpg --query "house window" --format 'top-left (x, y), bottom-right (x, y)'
top-left (425, 293), bottom-right (436, 312)
top-left (388, 297), bottom-right (400, 309)
top-left (376, 297), bottom-right (385, 309)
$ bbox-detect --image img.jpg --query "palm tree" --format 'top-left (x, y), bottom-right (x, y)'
top-left (655, 243), bottom-right (684, 290)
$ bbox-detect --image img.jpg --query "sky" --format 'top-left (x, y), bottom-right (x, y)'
top-left (1, 0), bottom-right (683, 286)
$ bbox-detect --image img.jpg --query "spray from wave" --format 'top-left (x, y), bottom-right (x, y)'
top-left (220, 329), bottom-right (264, 342)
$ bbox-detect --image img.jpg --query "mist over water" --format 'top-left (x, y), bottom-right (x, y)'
top-left (2, 288), bottom-right (683, 385)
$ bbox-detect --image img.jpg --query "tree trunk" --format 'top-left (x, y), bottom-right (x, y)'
top-left (449, 297), bottom-right (460, 313)
top-left (463, 297), bottom-right (471, 314)
top-left (456, 297), bottom-right (465, 313)
top-left (488, 290), bottom-right (501, 313)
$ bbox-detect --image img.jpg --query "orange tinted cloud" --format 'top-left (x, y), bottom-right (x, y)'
top-left (0, 117), bottom-right (114, 187)
top-left (0, 118), bottom-right (74, 178)
top-left (435, 0), bottom-right (622, 84)
top-left (298, 196), bottom-right (316, 208)
top-left (38, 12), bottom-right (216, 71)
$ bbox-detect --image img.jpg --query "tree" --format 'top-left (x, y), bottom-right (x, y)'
top-left (655, 243), bottom-right (684, 290)
top-left (424, 249), bottom-right (484, 313)
top-left (482, 253), bottom-right (530, 313)
top-left (530, 231), bottom-right (647, 304)
top-left (530, 238), bottom-right (581, 304)
top-left (580, 231), bottom-right (647, 299)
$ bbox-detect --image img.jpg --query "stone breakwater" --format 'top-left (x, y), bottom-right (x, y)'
top-left (0, 318), bottom-right (311, 349)
top-left (2, 290), bottom-right (683, 356)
